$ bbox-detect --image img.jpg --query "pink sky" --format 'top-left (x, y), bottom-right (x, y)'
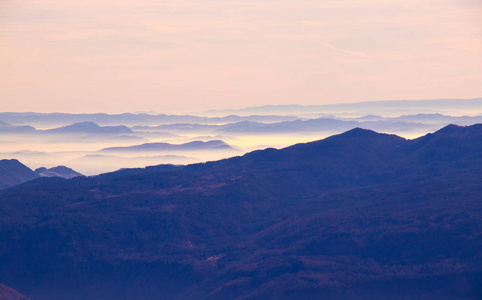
top-left (1, 0), bottom-right (481, 113)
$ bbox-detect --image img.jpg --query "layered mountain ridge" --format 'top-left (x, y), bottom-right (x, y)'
top-left (0, 124), bottom-right (481, 299)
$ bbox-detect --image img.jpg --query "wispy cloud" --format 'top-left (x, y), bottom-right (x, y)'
top-left (0, 0), bottom-right (481, 113)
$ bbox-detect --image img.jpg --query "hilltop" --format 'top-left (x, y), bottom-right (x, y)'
top-left (0, 125), bottom-right (481, 299)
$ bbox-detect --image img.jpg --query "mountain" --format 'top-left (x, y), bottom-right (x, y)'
top-left (45, 121), bottom-right (133, 134)
top-left (0, 121), bottom-right (36, 133)
top-left (0, 112), bottom-right (297, 128)
top-left (390, 113), bottom-right (482, 125)
top-left (130, 117), bottom-right (444, 137)
top-left (2, 99), bottom-right (481, 128)
top-left (0, 283), bottom-right (31, 300)
top-left (34, 166), bottom-right (83, 179)
top-left (0, 159), bottom-right (38, 190)
top-left (101, 140), bottom-right (233, 152)
top-left (0, 125), bottom-right (481, 299)
top-left (217, 119), bottom-right (359, 134)
top-left (203, 97), bottom-right (482, 116)
top-left (131, 118), bottom-right (427, 136)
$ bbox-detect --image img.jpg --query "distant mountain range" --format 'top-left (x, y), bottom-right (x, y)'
top-left (0, 121), bottom-right (35, 133)
top-left (45, 121), bottom-right (133, 134)
top-left (1, 98), bottom-right (481, 129)
top-left (204, 97), bottom-right (482, 116)
top-left (0, 159), bottom-right (38, 190)
top-left (132, 114), bottom-right (482, 136)
top-left (101, 140), bottom-right (233, 152)
top-left (0, 113), bottom-right (297, 127)
top-left (0, 124), bottom-right (481, 299)
top-left (0, 121), bottom-right (134, 135)
top-left (3, 115), bottom-right (482, 139)
top-left (218, 119), bottom-right (359, 134)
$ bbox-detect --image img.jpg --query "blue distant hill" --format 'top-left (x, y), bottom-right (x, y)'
top-left (101, 140), bottom-right (233, 152)
top-left (0, 159), bottom-right (38, 189)
top-left (46, 121), bottom-right (133, 134)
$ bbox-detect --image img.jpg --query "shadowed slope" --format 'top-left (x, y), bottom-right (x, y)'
top-left (0, 125), bottom-right (481, 299)
top-left (0, 159), bottom-right (38, 190)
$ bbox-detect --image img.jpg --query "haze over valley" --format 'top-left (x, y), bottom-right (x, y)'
top-left (2, 98), bottom-right (482, 175)
top-left (1, 123), bottom-right (482, 299)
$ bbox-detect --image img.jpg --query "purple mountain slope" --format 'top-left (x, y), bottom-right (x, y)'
top-left (0, 159), bottom-right (38, 190)
top-left (101, 140), bottom-right (233, 152)
top-left (34, 166), bottom-right (83, 179)
top-left (0, 124), bottom-right (481, 299)
top-left (46, 121), bottom-right (133, 134)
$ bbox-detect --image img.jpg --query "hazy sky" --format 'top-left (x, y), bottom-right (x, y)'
top-left (1, 0), bottom-right (481, 113)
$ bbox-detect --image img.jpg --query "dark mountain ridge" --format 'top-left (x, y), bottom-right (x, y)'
top-left (0, 160), bottom-right (83, 190)
top-left (0, 112), bottom-right (297, 127)
top-left (204, 97), bottom-right (482, 116)
top-left (0, 159), bottom-right (39, 190)
top-left (45, 121), bottom-right (133, 134)
top-left (0, 125), bottom-right (481, 299)
top-left (130, 117), bottom-right (438, 136)
top-left (404, 123), bottom-right (482, 161)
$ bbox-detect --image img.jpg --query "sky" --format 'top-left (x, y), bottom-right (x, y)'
top-left (1, 0), bottom-right (481, 113)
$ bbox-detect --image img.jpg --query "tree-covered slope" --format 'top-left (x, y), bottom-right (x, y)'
top-left (0, 125), bottom-right (481, 299)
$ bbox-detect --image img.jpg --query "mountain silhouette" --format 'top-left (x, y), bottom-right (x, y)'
top-left (101, 140), bottom-right (233, 152)
top-left (0, 112), bottom-right (296, 128)
top-left (0, 120), bottom-right (36, 133)
top-left (0, 159), bottom-right (38, 190)
top-left (0, 125), bottom-right (481, 299)
top-left (46, 121), bottom-right (133, 134)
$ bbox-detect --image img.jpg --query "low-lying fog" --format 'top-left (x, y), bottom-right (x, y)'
top-left (1, 99), bottom-right (481, 175)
